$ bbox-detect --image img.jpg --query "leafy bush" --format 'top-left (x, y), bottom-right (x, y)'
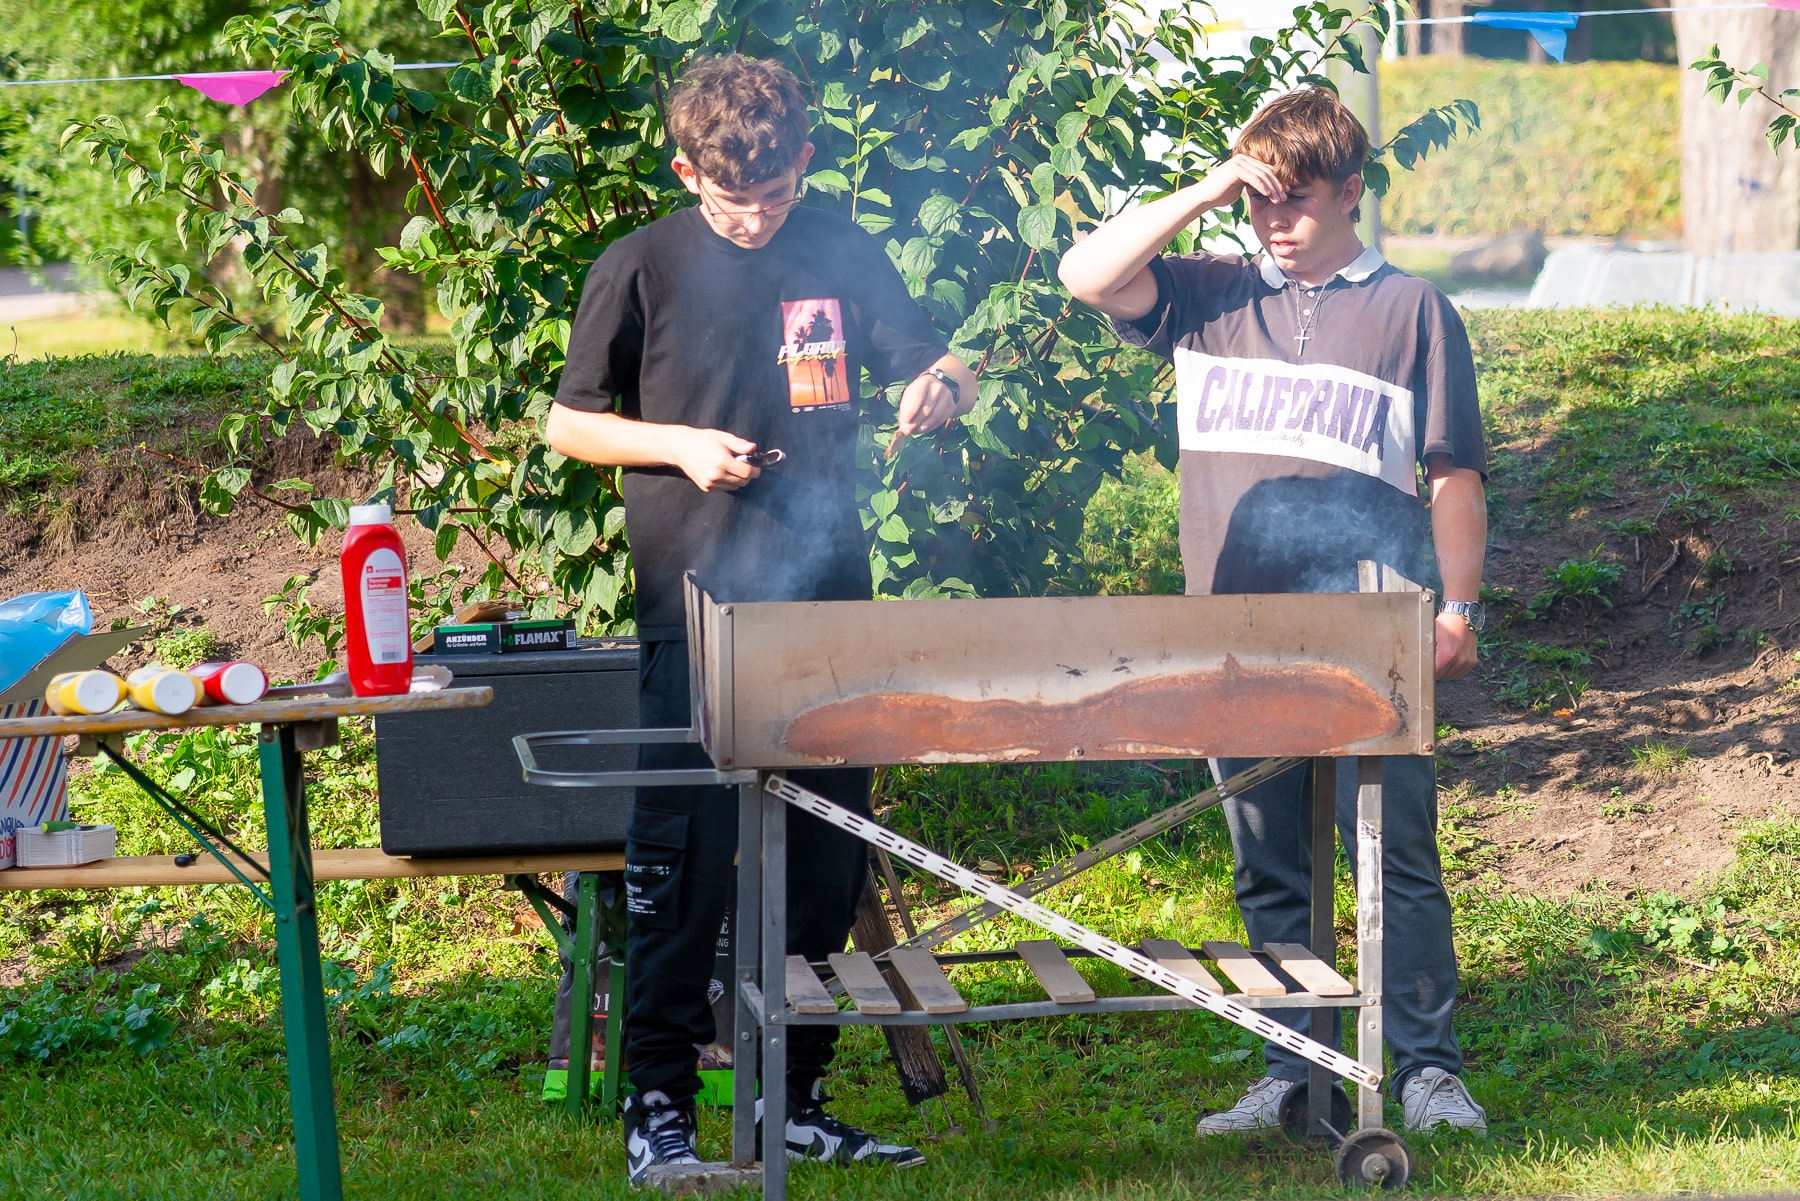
top-left (1380, 59), bottom-right (1678, 237)
top-left (70, 0), bottom-right (1473, 633)
top-left (152, 627), bottom-right (222, 668)
top-left (1526, 548), bottom-right (1624, 617)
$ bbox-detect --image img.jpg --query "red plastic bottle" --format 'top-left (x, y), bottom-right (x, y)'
top-left (340, 503), bottom-right (413, 696)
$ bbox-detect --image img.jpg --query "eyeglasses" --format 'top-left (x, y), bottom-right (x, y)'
top-left (697, 178), bottom-right (807, 222)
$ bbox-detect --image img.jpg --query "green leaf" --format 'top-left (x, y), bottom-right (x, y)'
top-left (434, 524), bottom-right (460, 561)
top-left (199, 475), bottom-right (236, 517)
top-left (1018, 204), bottom-right (1058, 251)
top-left (313, 498), bottom-right (352, 529)
top-left (448, 57), bottom-right (504, 103)
top-left (917, 194), bottom-right (960, 235)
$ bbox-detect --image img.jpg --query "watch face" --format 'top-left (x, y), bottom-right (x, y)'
top-left (1447, 602), bottom-right (1486, 631)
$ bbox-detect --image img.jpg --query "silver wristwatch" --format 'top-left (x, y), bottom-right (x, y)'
top-left (1441, 600), bottom-right (1486, 632)
top-left (924, 366), bottom-right (960, 404)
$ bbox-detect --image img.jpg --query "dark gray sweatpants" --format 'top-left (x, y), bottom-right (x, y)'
top-left (1214, 755), bottom-right (1462, 1094)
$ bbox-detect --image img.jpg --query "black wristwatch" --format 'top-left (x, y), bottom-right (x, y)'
top-left (1441, 600), bottom-right (1486, 632)
top-left (924, 367), bottom-right (960, 404)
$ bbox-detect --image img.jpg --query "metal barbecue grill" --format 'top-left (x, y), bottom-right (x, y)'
top-left (516, 566), bottom-right (1436, 1195)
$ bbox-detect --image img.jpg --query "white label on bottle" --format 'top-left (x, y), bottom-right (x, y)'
top-left (360, 548), bottom-right (410, 664)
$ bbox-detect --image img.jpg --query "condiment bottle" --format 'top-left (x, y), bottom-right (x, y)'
top-left (340, 503), bottom-right (413, 696)
top-left (125, 664), bottom-right (201, 715)
top-left (190, 661), bottom-right (269, 706)
top-left (45, 669), bottom-right (125, 716)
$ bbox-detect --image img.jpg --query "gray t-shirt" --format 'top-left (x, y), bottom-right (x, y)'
top-left (1115, 248), bottom-right (1486, 595)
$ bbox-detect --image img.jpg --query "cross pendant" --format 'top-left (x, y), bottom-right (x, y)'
top-left (1294, 327), bottom-right (1310, 356)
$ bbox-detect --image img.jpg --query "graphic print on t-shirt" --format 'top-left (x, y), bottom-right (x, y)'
top-left (1174, 348), bottom-right (1420, 497)
top-left (779, 298), bottom-right (851, 412)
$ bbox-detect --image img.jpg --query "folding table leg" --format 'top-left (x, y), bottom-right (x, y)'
top-left (760, 775), bottom-right (789, 1201)
top-left (602, 888), bottom-right (627, 1114)
top-left (1308, 758), bottom-right (1338, 1138)
top-left (258, 724), bottom-right (344, 1201)
top-left (566, 871), bottom-right (599, 1119)
top-left (1355, 756), bottom-right (1386, 1131)
top-left (732, 779), bottom-right (762, 1167)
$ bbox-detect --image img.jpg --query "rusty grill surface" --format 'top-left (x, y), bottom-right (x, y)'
top-left (685, 576), bottom-right (1435, 768)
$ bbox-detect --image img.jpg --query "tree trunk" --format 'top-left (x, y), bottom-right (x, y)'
top-left (1675, 9), bottom-right (1800, 254)
top-left (1429, 1), bottom-right (1463, 58)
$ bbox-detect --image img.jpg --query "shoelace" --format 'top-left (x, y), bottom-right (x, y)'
top-left (1233, 1078), bottom-right (1288, 1111)
top-left (1412, 1073), bottom-right (1470, 1119)
top-left (645, 1109), bottom-right (696, 1160)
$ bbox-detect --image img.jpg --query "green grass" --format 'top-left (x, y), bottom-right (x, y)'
top-left (1, 309), bottom-right (174, 359)
top-left (1380, 59), bottom-right (1680, 238)
top-left (11, 734), bottom-right (1800, 1196)
top-left (0, 352), bottom-right (273, 505)
top-left (8, 310), bottom-right (1800, 1196)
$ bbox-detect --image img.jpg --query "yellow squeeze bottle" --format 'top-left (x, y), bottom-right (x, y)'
top-left (125, 664), bottom-right (202, 716)
top-left (45, 670), bottom-right (126, 715)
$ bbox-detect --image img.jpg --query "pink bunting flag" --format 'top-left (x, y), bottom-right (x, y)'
top-left (173, 70), bottom-right (286, 107)
top-left (1771, 0), bottom-right (1800, 10)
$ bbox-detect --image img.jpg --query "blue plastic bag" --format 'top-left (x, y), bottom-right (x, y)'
top-left (0, 591), bottom-right (94, 694)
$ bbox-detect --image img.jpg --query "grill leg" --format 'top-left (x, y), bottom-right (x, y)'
top-left (1356, 756), bottom-right (1386, 1131)
top-left (1308, 757), bottom-right (1338, 1138)
top-left (732, 778), bottom-right (762, 1167)
top-left (760, 775), bottom-right (790, 1201)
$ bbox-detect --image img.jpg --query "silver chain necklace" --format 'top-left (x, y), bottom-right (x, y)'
top-left (1292, 283), bottom-right (1328, 358)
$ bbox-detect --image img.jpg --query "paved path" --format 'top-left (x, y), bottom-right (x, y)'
top-left (0, 264), bottom-right (90, 322)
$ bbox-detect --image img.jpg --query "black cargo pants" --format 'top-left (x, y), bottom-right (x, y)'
top-left (624, 639), bottom-right (871, 1107)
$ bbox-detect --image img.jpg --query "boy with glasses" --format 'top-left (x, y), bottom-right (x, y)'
top-left (546, 53), bottom-right (975, 1185)
top-left (1059, 87), bottom-right (1490, 1136)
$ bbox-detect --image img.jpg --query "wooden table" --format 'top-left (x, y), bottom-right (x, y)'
top-left (0, 689), bottom-right (493, 1201)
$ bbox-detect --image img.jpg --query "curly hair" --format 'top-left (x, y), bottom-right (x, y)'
top-left (1233, 87), bottom-right (1369, 188)
top-left (666, 55), bottom-right (811, 190)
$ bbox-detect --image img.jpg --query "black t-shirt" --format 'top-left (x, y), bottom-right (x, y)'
top-left (1115, 248), bottom-right (1486, 595)
top-left (556, 206), bottom-right (949, 639)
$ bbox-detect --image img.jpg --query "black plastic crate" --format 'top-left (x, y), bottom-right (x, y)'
top-left (374, 639), bottom-right (638, 856)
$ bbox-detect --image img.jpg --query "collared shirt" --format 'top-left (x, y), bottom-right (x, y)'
top-left (1255, 244), bottom-right (1388, 290)
top-left (1113, 248), bottom-right (1486, 596)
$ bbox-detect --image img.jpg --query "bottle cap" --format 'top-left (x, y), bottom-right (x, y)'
top-left (349, 503), bottom-right (393, 526)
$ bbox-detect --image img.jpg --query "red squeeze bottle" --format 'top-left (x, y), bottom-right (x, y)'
top-left (340, 503), bottom-right (413, 696)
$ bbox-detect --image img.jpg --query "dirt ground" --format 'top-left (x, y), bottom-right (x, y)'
top-left (1437, 509), bottom-right (1800, 898)
top-left (4, 430), bottom-right (1795, 900)
top-left (0, 432), bottom-right (477, 685)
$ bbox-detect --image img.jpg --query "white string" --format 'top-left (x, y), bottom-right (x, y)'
top-left (0, 2), bottom-right (1789, 88)
top-left (1401, 2), bottom-right (1778, 23)
top-left (0, 62), bottom-right (459, 89)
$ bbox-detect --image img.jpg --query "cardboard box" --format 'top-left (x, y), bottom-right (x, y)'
top-left (433, 623), bottom-right (503, 655)
top-left (15, 823), bottom-right (116, 867)
top-left (432, 619), bottom-right (576, 656)
top-left (499, 620), bottom-right (574, 654)
top-left (0, 626), bottom-right (137, 869)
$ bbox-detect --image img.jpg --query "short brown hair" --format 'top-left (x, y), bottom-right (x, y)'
top-left (666, 55), bottom-right (811, 191)
top-left (1233, 87), bottom-right (1369, 188)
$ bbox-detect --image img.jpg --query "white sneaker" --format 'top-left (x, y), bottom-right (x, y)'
top-left (1196, 1075), bottom-right (1295, 1135)
top-left (623, 1089), bottom-right (702, 1184)
top-left (1400, 1067), bottom-right (1488, 1134)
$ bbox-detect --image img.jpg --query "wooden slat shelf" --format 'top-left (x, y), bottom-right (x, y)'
top-left (774, 939), bottom-right (1361, 1022)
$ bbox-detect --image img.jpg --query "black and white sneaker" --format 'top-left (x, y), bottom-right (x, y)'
top-left (755, 1091), bottom-right (925, 1169)
top-left (623, 1089), bottom-right (702, 1185)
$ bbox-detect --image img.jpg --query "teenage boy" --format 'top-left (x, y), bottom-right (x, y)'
top-left (1058, 87), bottom-right (1491, 1135)
top-left (546, 54), bottom-right (976, 1184)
